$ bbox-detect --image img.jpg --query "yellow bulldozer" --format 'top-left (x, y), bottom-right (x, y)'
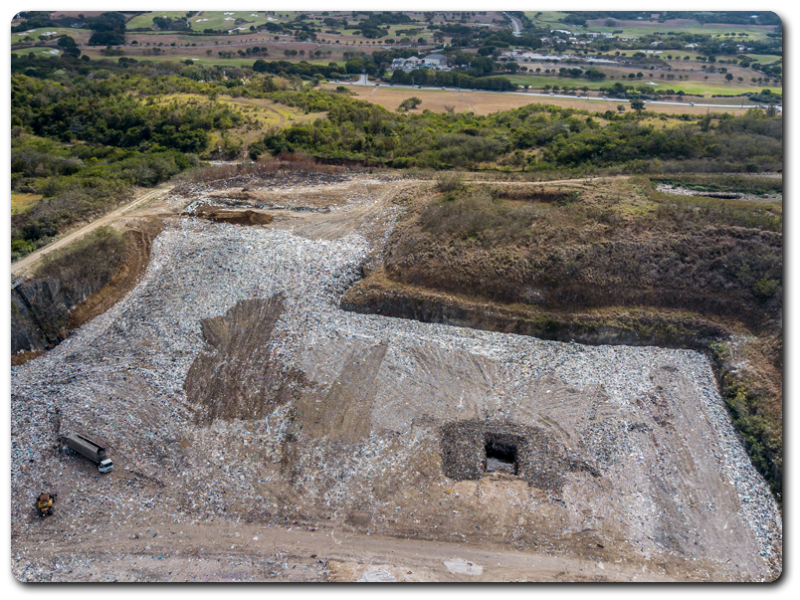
top-left (36, 492), bottom-right (56, 517)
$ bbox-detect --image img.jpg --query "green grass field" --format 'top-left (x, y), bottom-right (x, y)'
top-left (189, 11), bottom-right (276, 31)
top-left (746, 54), bottom-right (782, 64)
top-left (11, 27), bottom-right (84, 44)
top-left (14, 46), bottom-right (66, 57)
top-left (501, 74), bottom-right (781, 97)
top-left (523, 11), bottom-right (570, 29)
top-left (126, 11), bottom-right (191, 30)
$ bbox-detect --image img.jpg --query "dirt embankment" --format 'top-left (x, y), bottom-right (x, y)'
top-left (344, 177), bottom-right (781, 344)
top-left (185, 205), bottom-right (275, 226)
top-left (11, 219), bottom-right (163, 366)
top-left (342, 270), bottom-right (731, 350)
top-left (341, 176), bottom-right (783, 498)
top-left (379, 180), bottom-right (781, 326)
top-left (65, 219), bottom-right (164, 332)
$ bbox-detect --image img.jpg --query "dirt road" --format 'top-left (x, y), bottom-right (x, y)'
top-left (20, 516), bottom-right (680, 582)
top-left (10, 184), bottom-right (173, 278)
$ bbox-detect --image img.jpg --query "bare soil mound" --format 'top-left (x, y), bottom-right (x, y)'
top-left (188, 206), bottom-right (275, 226)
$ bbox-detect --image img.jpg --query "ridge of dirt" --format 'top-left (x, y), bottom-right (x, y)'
top-left (341, 269), bottom-right (733, 350)
top-left (185, 205), bottom-right (275, 226)
top-left (65, 219), bottom-right (164, 335)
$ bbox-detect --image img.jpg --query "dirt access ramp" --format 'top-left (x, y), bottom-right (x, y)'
top-left (11, 184), bottom-right (172, 279)
top-left (202, 177), bottom-right (416, 242)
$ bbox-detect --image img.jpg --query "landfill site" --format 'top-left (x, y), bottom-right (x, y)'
top-left (10, 170), bottom-right (782, 582)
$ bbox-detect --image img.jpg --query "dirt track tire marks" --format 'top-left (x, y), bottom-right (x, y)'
top-left (299, 342), bottom-right (388, 443)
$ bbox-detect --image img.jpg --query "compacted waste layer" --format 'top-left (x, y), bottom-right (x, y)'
top-left (11, 187), bottom-right (781, 582)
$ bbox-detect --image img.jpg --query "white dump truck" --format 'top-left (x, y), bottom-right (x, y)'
top-left (61, 433), bottom-right (114, 473)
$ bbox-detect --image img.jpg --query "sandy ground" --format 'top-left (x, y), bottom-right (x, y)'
top-left (19, 515), bottom-right (682, 582)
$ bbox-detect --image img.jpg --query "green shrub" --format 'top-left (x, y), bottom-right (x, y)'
top-left (435, 173), bottom-right (464, 193)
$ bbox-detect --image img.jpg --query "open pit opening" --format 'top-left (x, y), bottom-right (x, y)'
top-left (484, 437), bottom-right (518, 475)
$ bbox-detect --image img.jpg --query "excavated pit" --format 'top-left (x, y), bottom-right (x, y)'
top-left (484, 438), bottom-right (518, 475)
top-left (185, 205), bottom-right (275, 226)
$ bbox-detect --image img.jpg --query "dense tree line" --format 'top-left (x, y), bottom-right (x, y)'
top-left (251, 89), bottom-right (781, 173)
top-left (86, 12), bottom-right (127, 46)
top-left (11, 134), bottom-right (195, 257)
top-left (389, 68), bottom-right (516, 91)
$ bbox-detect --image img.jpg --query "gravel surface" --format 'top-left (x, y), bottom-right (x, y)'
top-left (11, 182), bottom-right (782, 582)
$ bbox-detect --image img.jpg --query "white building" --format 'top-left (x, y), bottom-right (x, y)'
top-left (421, 54), bottom-right (448, 69)
top-left (390, 54), bottom-right (449, 72)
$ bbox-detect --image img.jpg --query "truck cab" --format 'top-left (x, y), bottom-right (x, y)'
top-left (98, 459), bottom-right (114, 473)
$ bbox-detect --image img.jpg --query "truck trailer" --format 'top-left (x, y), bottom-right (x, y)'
top-left (61, 433), bottom-right (113, 473)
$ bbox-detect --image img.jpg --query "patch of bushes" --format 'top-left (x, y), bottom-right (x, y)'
top-left (651, 174), bottom-right (783, 196)
top-left (711, 342), bottom-right (782, 500)
top-left (11, 134), bottom-right (195, 258)
top-left (435, 173), bottom-right (464, 193)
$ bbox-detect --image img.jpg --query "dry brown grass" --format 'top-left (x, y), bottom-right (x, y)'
top-left (10, 192), bottom-right (41, 216)
top-left (336, 85), bottom-right (750, 116)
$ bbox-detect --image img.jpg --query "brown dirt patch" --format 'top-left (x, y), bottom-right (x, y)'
top-left (187, 205), bottom-right (275, 226)
top-left (11, 350), bottom-right (45, 366)
top-left (297, 342), bottom-right (388, 443)
top-left (184, 295), bottom-right (307, 426)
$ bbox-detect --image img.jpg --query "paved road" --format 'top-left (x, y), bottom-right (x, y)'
top-left (337, 80), bottom-right (764, 110)
top-left (11, 184), bottom-right (173, 278)
top-left (504, 12), bottom-right (522, 37)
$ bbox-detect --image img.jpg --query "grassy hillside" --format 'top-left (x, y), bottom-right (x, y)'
top-left (386, 177), bottom-right (781, 322)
